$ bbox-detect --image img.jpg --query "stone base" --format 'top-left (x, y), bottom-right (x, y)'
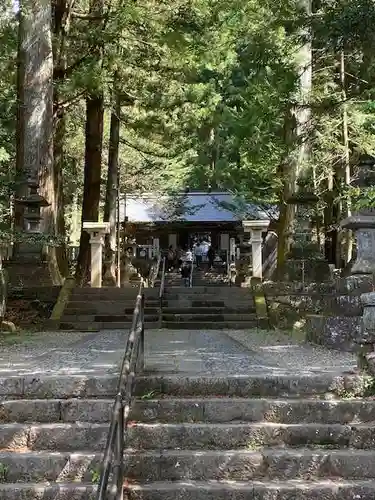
top-left (306, 314), bottom-right (362, 352)
top-left (5, 260), bottom-right (57, 289)
top-left (0, 320), bottom-right (16, 333)
top-left (279, 258), bottom-right (331, 282)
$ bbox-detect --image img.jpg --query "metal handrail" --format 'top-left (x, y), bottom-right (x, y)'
top-left (226, 250), bottom-right (231, 286)
top-left (96, 281), bottom-right (145, 500)
top-left (189, 259), bottom-right (194, 287)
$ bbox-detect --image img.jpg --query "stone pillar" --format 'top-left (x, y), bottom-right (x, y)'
top-left (153, 237), bottom-right (160, 257)
top-left (359, 292), bottom-right (375, 371)
top-left (243, 220), bottom-right (270, 281)
top-left (83, 222), bottom-right (110, 288)
top-left (341, 215), bottom-right (375, 275)
top-left (220, 233), bottom-right (229, 251)
top-left (168, 233), bottom-right (177, 248)
top-left (229, 237), bottom-right (236, 262)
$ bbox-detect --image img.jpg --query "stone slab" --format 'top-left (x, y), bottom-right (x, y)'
top-left (127, 422), bottom-right (375, 450)
top-left (131, 397), bottom-right (375, 425)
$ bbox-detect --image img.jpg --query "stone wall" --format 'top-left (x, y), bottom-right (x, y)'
top-left (262, 277), bottom-right (374, 352)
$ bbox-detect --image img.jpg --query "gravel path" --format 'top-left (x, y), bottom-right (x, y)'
top-left (0, 330), bottom-right (129, 376)
top-left (0, 328), bottom-right (357, 377)
top-left (145, 329), bottom-right (356, 376)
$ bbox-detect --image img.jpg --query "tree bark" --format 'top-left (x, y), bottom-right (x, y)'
top-left (51, 0), bottom-right (75, 277)
top-left (340, 49), bottom-right (352, 265)
top-left (276, 0), bottom-right (312, 276)
top-left (103, 92), bottom-right (121, 286)
top-left (276, 108), bottom-right (298, 275)
top-left (16, 0), bottom-right (62, 284)
top-left (75, 95), bottom-right (104, 284)
top-left (75, 0), bottom-right (104, 285)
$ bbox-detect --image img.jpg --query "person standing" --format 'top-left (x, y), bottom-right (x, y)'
top-left (194, 242), bottom-right (203, 269)
top-left (207, 245), bottom-right (215, 270)
top-left (167, 245), bottom-right (175, 271)
top-left (181, 247), bottom-right (193, 286)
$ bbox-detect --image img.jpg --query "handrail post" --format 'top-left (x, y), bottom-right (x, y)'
top-left (189, 260), bottom-right (194, 288)
top-left (96, 280), bottom-right (145, 500)
top-left (159, 257), bottom-right (166, 327)
top-left (114, 399), bottom-right (124, 500)
top-left (138, 293), bottom-right (145, 372)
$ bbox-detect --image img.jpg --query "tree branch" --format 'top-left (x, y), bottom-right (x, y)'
top-left (71, 10), bottom-right (105, 20)
top-left (54, 91), bottom-right (86, 115)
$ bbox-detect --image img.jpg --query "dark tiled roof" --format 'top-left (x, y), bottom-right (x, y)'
top-left (120, 192), bottom-right (273, 223)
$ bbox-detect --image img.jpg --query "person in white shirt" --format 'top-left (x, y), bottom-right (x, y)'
top-left (194, 242), bottom-right (203, 269)
top-left (181, 247), bottom-right (193, 286)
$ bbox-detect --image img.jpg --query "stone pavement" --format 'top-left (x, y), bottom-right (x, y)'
top-left (0, 327), bottom-right (356, 378)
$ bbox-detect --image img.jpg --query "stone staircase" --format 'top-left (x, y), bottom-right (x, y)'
top-left (161, 286), bottom-right (258, 329)
top-left (163, 266), bottom-right (228, 287)
top-left (1, 372), bottom-right (375, 499)
top-left (59, 287), bottom-right (160, 331)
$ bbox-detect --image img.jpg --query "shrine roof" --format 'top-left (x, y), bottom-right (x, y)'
top-left (120, 191), bottom-right (274, 223)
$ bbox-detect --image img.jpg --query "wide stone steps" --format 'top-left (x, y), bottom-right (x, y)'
top-left (3, 397), bottom-right (375, 425)
top-left (2, 421), bottom-right (375, 452)
top-left (0, 373), bottom-right (364, 399)
top-left (163, 320), bottom-right (258, 329)
top-left (1, 449), bottom-right (375, 484)
top-left (2, 373), bottom-right (374, 500)
top-left (59, 321), bottom-right (160, 331)
top-left (2, 480), bottom-right (375, 500)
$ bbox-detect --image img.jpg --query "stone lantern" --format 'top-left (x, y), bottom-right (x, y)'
top-left (14, 179), bottom-right (50, 257)
top-left (242, 220), bottom-right (270, 281)
top-left (281, 191), bottom-right (330, 283)
top-left (82, 222), bottom-right (110, 288)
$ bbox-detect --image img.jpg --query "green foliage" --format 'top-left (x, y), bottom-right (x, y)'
top-left (3, 0), bottom-right (375, 253)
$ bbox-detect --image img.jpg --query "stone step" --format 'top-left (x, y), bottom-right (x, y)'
top-left (134, 374), bottom-right (365, 399)
top-left (0, 373), bottom-right (365, 400)
top-left (125, 448), bottom-right (375, 482)
top-left (162, 321), bottom-right (258, 329)
top-left (162, 314), bottom-right (257, 322)
top-left (59, 322), bottom-right (100, 331)
top-left (162, 307), bottom-right (256, 314)
top-left (68, 292), bottom-right (159, 301)
top-left (0, 399), bottom-right (113, 423)
top-left (2, 421), bottom-right (374, 453)
top-left (128, 422), bottom-right (375, 450)
top-left (59, 320), bottom-right (159, 330)
top-left (101, 322), bottom-right (159, 330)
top-left (131, 397), bottom-right (375, 425)
top-left (2, 480), bottom-right (375, 500)
top-left (95, 314), bottom-right (159, 322)
top-left (1, 449), bottom-right (375, 484)
top-left (4, 397), bottom-right (375, 426)
top-left (0, 451), bottom-right (100, 483)
top-left (163, 286), bottom-right (252, 294)
top-left (64, 302), bottom-right (160, 315)
top-left (0, 423), bottom-right (108, 451)
top-left (59, 316), bottom-right (160, 332)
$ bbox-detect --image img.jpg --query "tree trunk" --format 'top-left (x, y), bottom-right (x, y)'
top-left (340, 49), bottom-right (352, 265)
top-left (53, 106), bottom-right (69, 277)
top-left (14, 9), bottom-right (25, 235)
top-left (75, 0), bottom-right (104, 285)
top-left (75, 95), bottom-right (104, 284)
top-left (16, 0), bottom-right (62, 284)
top-left (276, 108), bottom-right (298, 275)
top-left (277, 0), bottom-right (312, 276)
top-left (103, 92), bottom-right (121, 286)
top-left (51, 0), bottom-right (74, 278)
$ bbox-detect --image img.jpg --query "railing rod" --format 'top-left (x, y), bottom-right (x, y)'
top-left (114, 399), bottom-right (124, 500)
top-left (96, 280), bottom-right (145, 500)
top-left (96, 395), bottom-right (122, 500)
